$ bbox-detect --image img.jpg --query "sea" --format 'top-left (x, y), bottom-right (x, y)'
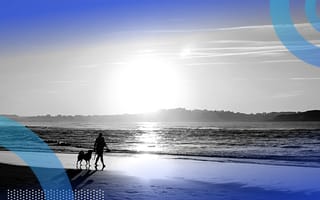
top-left (5, 121), bottom-right (318, 167)
top-left (1, 121), bottom-right (320, 167)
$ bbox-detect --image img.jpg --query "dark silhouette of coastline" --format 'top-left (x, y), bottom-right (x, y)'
top-left (2, 108), bottom-right (320, 123)
top-left (273, 110), bottom-right (320, 121)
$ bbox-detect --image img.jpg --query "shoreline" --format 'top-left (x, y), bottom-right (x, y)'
top-left (1, 149), bottom-right (320, 169)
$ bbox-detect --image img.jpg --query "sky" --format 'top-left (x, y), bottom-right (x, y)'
top-left (1, 0), bottom-right (320, 116)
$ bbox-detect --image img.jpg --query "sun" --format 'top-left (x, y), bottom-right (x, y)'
top-left (107, 56), bottom-right (181, 114)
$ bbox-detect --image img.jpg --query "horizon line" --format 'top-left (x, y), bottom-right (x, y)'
top-left (1, 108), bottom-right (319, 118)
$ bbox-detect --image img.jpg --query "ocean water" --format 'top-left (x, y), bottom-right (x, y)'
top-left (7, 121), bottom-right (319, 167)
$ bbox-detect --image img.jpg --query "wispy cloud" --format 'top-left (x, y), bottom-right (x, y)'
top-left (127, 26), bottom-right (319, 66)
top-left (77, 23), bottom-right (320, 68)
top-left (184, 62), bottom-right (235, 66)
top-left (130, 23), bottom-right (320, 65)
top-left (216, 24), bottom-right (274, 31)
top-left (290, 77), bottom-right (320, 81)
top-left (261, 59), bottom-right (301, 64)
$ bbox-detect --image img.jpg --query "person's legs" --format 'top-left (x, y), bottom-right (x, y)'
top-left (100, 154), bottom-right (105, 167)
top-left (95, 152), bottom-right (104, 166)
top-left (95, 154), bottom-right (100, 165)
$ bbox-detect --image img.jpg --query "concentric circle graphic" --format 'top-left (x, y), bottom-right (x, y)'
top-left (0, 116), bottom-right (74, 200)
top-left (270, 0), bottom-right (320, 67)
top-left (306, 0), bottom-right (320, 32)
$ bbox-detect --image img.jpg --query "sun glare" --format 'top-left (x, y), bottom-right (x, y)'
top-left (180, 47), bottom-right (192, 58)
top-left (107, 56), bottom-right (181, 114)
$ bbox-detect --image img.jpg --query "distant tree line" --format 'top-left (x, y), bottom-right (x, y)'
top-left (3, 108), bottom-right (320, 122)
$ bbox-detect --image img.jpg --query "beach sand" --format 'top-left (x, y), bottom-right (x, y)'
top-left (0, 151), bottom-right (319, 200)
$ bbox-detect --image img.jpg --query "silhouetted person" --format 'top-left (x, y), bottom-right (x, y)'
top-left (94, 133), bottom-right (108, 168)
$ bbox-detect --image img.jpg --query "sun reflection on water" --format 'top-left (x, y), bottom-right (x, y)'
top-left (135, 122), bottom-right (163, 153)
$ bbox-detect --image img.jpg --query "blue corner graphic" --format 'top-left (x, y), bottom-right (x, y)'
top-left (0, 116), bottom-right (74, 200)
top-left (270, 0), bottom-right (320, 67)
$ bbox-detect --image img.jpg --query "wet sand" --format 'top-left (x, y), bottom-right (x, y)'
top-left (0, 151), bottom-right (320, 200)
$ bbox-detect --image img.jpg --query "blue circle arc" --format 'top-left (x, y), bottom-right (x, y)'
top-left (0, 116), bottom-right (74, 200)
top-left (270, 0), bottom-right (320, 67)
top-left (306, 0), bottom-right (320, 32)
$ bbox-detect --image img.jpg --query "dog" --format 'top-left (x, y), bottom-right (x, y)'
top-left (76, 150), bottom-right (93, 168)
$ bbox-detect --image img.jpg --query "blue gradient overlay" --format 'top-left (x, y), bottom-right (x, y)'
top-left (270, 0), bottom-right (320, 67)
top-left (0, 117), bottom-right (74, 200)
top-left (0, 0), bottom-right (270, 52)
top-left (1, 1), bottom-right (320, 199)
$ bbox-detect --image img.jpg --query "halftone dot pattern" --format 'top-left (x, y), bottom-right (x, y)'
top-left (0, 116), bottom-right (73, 199)
top-left (7, 189), bottom-right (104, 200)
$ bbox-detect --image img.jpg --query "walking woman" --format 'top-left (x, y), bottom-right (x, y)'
top-left (94, 133), bottom-right (109, 168)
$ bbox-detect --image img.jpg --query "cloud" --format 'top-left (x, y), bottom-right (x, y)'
top-left (127, 26), bottom-right (317, 66)
top-left (184, 62), bottom-right (235, 66)
top-left (63, 22), bottom-right (319, 68)
top-left (261, 59), bottom-right (301, 64)
top-left (122, 22), bottom-right (320, 66)
top-left (290, 77), bottom-right (320, 81)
